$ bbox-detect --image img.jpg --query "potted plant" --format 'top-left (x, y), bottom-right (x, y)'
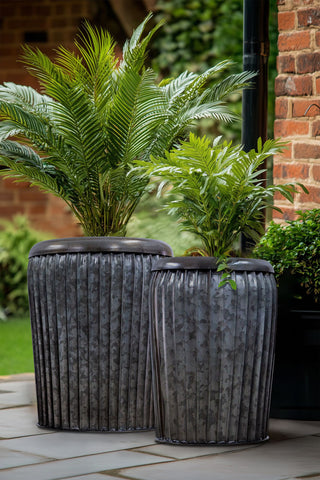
top-left (0, 16), bottom-right (253, 432)
top-left (138, 133), bottom-right (307, 445)
top-left (254, 209), bottom-right (320, 420)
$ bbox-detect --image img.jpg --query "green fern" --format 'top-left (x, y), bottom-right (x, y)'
top-left (136, 133), bottom-right (308, 257)
top-left (0, 15), bottom-right (254, 236)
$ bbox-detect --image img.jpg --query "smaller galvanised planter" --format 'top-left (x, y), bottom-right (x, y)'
top-left (150, 257), bottom-right (277, 445)
top-left (28, 237), bottom-right (172, 432)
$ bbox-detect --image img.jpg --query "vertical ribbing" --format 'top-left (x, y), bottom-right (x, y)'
top-left (150, 268), bottom-right (277, 445)
top-left (28, 250), bottom-right (161, 431)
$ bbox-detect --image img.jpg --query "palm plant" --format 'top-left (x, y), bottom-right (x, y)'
top-left (0, 15), bottom-right (254, 236)
top-left (136, 133), bottom-right (308, 257)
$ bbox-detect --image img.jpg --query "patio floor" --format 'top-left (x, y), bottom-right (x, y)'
top-left (0, 374), bottom-right (320, 480)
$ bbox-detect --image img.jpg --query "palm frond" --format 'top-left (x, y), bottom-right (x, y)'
top-left (0, 154), bottom-right (66, 197)
top-left (0, 16), bottom-right (258, 237)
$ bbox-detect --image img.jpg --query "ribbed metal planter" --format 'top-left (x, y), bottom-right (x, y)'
top-left (28, 237), bottom-right (172, 432)
top-left (150, 257), bottom-right (277, 445)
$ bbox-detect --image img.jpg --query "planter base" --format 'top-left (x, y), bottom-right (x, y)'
top-left (155, 436), bottom-right (269, 446)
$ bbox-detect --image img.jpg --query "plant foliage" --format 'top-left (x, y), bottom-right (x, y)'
top-left (0, 15), bottom-right (253, 236)
top-left (152, 0), bottom-right (279, 140)
top-left (254, 209), bottom-right (320, 302)
top-left (136, 133), bottom-right (307, 257)
top-left (0, 216), bottom-right (48, 319)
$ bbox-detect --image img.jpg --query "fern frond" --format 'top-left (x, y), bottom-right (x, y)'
top-left (137, 133), bottom-right (305, 257)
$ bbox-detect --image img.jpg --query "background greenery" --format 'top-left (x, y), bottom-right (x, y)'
top-left (0, 216), bottom-right (48, 319)
top-left (254, 209), bottom-right (320, 302)
top-left (129, 0), bottom-right (279, 245)
top-left (151, 0), bottom-right (278, 141)
top-left (0, 317), bottom-right (34, 374)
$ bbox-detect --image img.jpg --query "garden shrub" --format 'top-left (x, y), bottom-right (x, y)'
top-left (254, 209), bottom-right (320, 302)
top-left (0, 216), bottom-right (49, 319)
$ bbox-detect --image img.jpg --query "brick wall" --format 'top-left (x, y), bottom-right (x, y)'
top-left (274, 0), bottom-right (320, 221)
top-left (0, 0), bottom-right (106, 236)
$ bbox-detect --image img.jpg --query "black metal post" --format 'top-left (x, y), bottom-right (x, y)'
top-left (241, 0), bottom-right (270, 253)
top-left (242, 0), bottom-right (270, 151)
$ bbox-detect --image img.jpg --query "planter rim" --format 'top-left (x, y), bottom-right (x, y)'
top-left (29, 237), bottom-right (173, 258)
top-left (152, 256), bottom-right (274, 273)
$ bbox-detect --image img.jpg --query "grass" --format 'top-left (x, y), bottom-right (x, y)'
top-left (0, 316), bottom-right (34, 375)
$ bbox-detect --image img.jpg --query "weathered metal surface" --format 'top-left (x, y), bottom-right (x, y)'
top-left (150, 258), bottom-right (277, 445)
top-left (28, 238), bottom-right (172, 432)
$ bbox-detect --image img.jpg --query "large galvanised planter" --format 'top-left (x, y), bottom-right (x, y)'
top-left (28, 237), bottom-right (172, 432)
top-left (150, 257), bottom-right (277, 445)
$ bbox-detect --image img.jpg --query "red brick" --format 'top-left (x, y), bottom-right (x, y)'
top-left (311, 119), bottom-right (320, 137)
top-left (0, 32), bottom-right (19, 44)
top-left (282, 163), bottom-right (310, 179)
top-left (0, 205), bottom-right (25, 216)
top-left (273, 145), bottom-right (292, 160)
top-left (273, 163), bottom-right (283, 178)
top-left (275, 98), bottom-right (289, 119)
top-left (0, 4), bottom-right (19, 16)
top-left (278, 31), bottom-right (311, 52)
top-left (292, 99), bottom-right (320, 117)
top-left (273, 189), bottom-right (296, 203)
top-left (277, 55), bottom-right (296, 74)
top-left (298, 8), bottom-right (320, 27)
top-left (18, 189), bottom-right (46, 201)
top-left (278, 11), bottom-right (296, 31)
top-left (315, 77), bottom-right (320, 95)
top-left (27, 204), bottom-right (48, 215)
top-left (2, 178), bottom-right (31, 190)
top-left (316, 31), bottom-right (320, 48)
top-left (53, 2), bottom-right (70, 15)
top-left (272, 207), bottom-right (297, 222)
top-left (299, 185), bottom-right (320, 203)
top-left (274, 119), bottom-right (309, 137)
top-left (275, 75), bottom-right (312, 96)
top-left (294, 142), bottom-right (320, 159)
top-left (49, 18), bottom-right (69, 28)
top-left (293, 0), bottom-right (315, 5)
top-left (312, 165), bottom-right (320, 181)
top-left (0, 192), bottom-right (15, 202)
top-left (297, 52), bottom-right (320, 74)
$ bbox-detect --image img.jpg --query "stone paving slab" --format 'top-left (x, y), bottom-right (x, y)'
top-left (0, 374), bottom-right (35, 384)
top-left (0, 406), bottom-right (55, 438)
top-left (120, 435), bottom-right (320, 480)
top-left (0, 446), bottom-right (52, 469)
top-left (0, 381), bottom-right (36, 409)
top-left (0, 450), bottom-right (172, 480)
top-left (1, 375), bottom-right (320, 480)
top-left (268, 418), bottom-right (320, 440)
top-left (134, 442), bottom-right (256, 460)
top-left (1, 430), bottom-right (156, 459)
top-left (61, 476), bottom-right (124, 480)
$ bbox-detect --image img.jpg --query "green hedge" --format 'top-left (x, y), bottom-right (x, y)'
top-left (0, 216), bottom-right (48, 319)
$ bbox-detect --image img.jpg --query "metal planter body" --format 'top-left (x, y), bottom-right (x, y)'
top-left (28, 237), bottom-right (172, 432)
top-left (150, 257), bottom-right (277, 445)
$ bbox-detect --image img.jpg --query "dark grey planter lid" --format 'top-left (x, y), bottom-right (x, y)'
top-left (29, 237), bottom-right (173, 258)
top-left (152, 257), bottom-right (274, 273)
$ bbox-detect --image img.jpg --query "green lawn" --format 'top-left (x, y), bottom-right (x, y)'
top-left (0, 317), bottom-right (34, 375)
